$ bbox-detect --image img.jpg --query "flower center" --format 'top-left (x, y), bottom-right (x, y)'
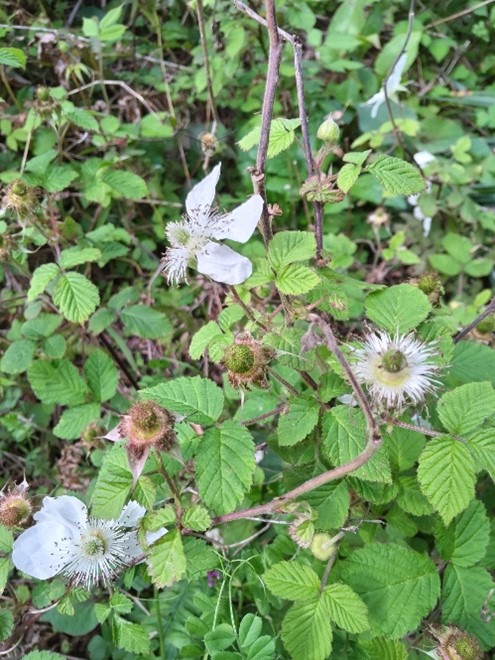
top-left (81, 530), bottom-right (108, 557)
top-left (381, 349), bottom-right (407, 373)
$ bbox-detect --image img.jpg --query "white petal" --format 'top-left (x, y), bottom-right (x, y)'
top-left (197, 242), bottom-right (252, 285)
top-left (210, 195), bottom-right (263, 243)
top-left (118, 501), bottom-right (146, 528)
top-left (386, 53), bottom-right (407, 94)
top-left (122, 530), bottom-right (143, 562)
top-left (185, 163), bottom-right (221, 219)
top-left (364, 91), bottom-right (385, 118)
top-left (146, 528), bottom-right (168, 546)
top-left (34, 495), bottom-right (87, 533)
top-left (413, 151), bottom-right (436, 168)
top-left (103, 425), bottom-right (121, 442)
top-left (12, 522), bottom-right (73, 579)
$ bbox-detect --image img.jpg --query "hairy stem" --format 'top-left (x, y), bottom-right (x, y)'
top-left (454, 295), bottom-right (495, 343)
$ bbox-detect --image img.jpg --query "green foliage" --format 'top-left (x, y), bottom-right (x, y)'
top-left (141, 376), bottom-right (224, 425)
top-left (418, 436), bottom-right (476, 524)
top-left (342, 543), bottom-right (440, 638)
top-left (365, 284), bottom-right (431, 333)
top-left (195, 421), bottom-right (255, 514)
top-left (3, 0), bottom-right (495, 656)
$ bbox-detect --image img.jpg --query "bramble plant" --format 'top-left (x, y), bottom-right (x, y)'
top-left (1, 0), bottom-right (495, 659)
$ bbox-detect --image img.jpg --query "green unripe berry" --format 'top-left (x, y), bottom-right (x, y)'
top-left (382, 349), bottom-right (408, 373)
top-left (310, 533), bottom-right (337, 561)
top-left (223, 344), bottom-right (256, 375)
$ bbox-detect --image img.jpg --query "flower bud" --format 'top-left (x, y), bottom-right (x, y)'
top-left (310, 533), bottom-right (338, 561)
top-left (317, 116), bottom-right (341, 145)
top-left (120, 401), bottom-right (176, 451)
top-left (300, 174), bottom-right (344, 204)
top-left (410, 271), bottom-right (443, 306)
top-left (476, 314), bottom-right (495, 335)
top-left (221, 333), bottom-right (275, 389)
top-left (0, 482), bottom-right (32, 529)
top-left (2, 179), bottom-right (39, 217)
top-left (436, 627), bottom-right (483, 660)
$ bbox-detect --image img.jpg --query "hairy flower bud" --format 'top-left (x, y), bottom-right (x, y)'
top-left (435, 627), bottom-right (483, 660)
top-left (221, 333), bottom-right (275, 389)
top-left (410, 271), bottom-right (443, 306)
top-left (0, 481), bottom-right (32, 529)
top-left (2, 179), bottom-right (39, 218)
top-left (300, 174), bottom-right (344, 204)
top-left (317, 116), bottom-right (341, 145)
top-left (120, 401), bottom-right (176, 451)
top-left (289, 517), bottom-right (315, 549)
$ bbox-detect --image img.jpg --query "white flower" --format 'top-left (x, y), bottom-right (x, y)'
top-left (12, 496), bottom-right (164, 588)
top-left (162, 163), bottom-right (263, 285)
top-left (407, 151), bottom-right (436, 237)
top-left (364, 54), bottom-right (408, 118)
top-left (352, 330), bottom-right (438, 409)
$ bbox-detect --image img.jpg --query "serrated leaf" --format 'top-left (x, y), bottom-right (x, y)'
top-left (358, 638), bottom-right (408, 660)
top-left (217, 304), bottom-right (245, 331)
top-left (59, 247), bottom-right (102, 269)
top-left (23, 653), bottom-right (66, 660)
top-left (343, 149), bottom-right (371, 166)
top-left (467, 430), bottom-right (495, 481)
top-left (0, 47), bottom-right (27, 69)
top-left (322, 407), bottom-right (392, 483)
top-left (268, 231), bottom-right (316, 269)
top-left (438, 382), bottom-right (495, 436)
top-left (303, 481), bottom-right (350, 531)
top-left (342, 543), bottom-right (440, 639)
top-left (385, 425), bottom-right (425, 473)
top-left (264, 561), bottom-right (320, 601)
top-left (196, 421), bottom-right (255, 514)
top-left (277, 395), bottom-right (320, 446)
top-left (88, 308), bottom-right (117, 335)
top-left (43, 166), bottom-right (78, 192)
top-left (140, 376), bottom-right (224, 425)
top-left (84, 349), bottom-right (118, 402)
top-left (146, 529), bottom-right (186, 588)
top-left (183, 537), bottom-right (219, 578)
top-left (27, 263), bottom-right (60, 301)
top-left (53, 403), bottom-right (100, 440)
top-left (451, 341), bottom-right (495, 386)
top-left (322, 582), bottom-right (370, 633)
top-left (102, 170), bottom-right (147, 199)
top-left (121, 305), bottom-right (171, 339)
top-left (237, 125), bottom-right (261, 151)
top-left (396, 475), bottom-right (434, 516)
top-left (436, 500), bottom-right (490, 567)
top-left (91, 444), bottom-right (133, 519)
top-left (0, 609), bottom-right (13, 642)
top-left (281, 596), bottom-right (333, 660)
top-left (276, 263), bottom-right (320, 295)
top-left (113, 616), bottom-right (151, 655)
top-left (28, 359), bottom-right (88, 405)
top-left (189, 321), bottom-right (223, 359)
top-left (43, 334), bottom-right (66, 359)
top-left (441, 565), bottom-right (495, 649)
top-left (109, 593), bottom-right (133, 614)
top-left (337, 163), bottom-right (361, 193)
top-left (365, 283), bottom-right (431, 333)
top-left (182, 505), bottom-right (212, 532)
top-left (267, 118), bottom-right (301, 157)
top-left (66, 108), bottom-right (99, 131)
top-left (1, 339), bottom-right (35, 374)
top-left (367, 155), bottom-right (426, 195)
top-left (417, 436), bottom-right (475, 525)
top-left (53, 272), bottom-right (100, 323)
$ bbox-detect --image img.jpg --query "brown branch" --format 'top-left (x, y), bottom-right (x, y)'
top-left (454, 295), bottom-right (495, 343)
top-left (239, 403), bottom-right (287, 426)
top-left (308, 314), bottom-right (381, 444)
top-left (213, 439), bottom-right (380, 525)
top-left (237, 0), bottom-right (284, 246)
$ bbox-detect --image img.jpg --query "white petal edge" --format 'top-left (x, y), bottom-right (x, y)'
top-left (185, 163), bottom-right (221, 219)
top-left (386, 53), bottom-right (407, 94)
top-left (12, 522), bottom-right (73, 579)
top-left (197, 242), bottom-right (252, 285)
top-left (118, 501), bottom-right (146, 528)
top-left (210, 194), bottom-right (263, 243)
top-left (34, 495), bottom-right (87, 533)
